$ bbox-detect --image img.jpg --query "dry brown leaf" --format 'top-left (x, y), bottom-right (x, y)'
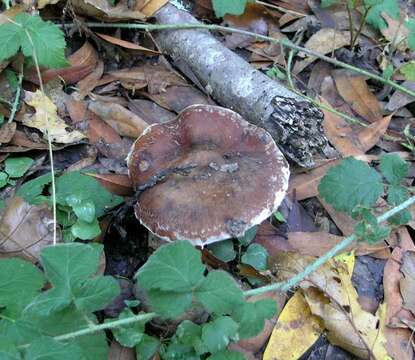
top-left (400, 251), bottom-right (415, 315)
top-left (333, 71), bottom-right (383, 123)
top-left (136, 0), bottom-right (169, 17)
top-left (0, 122), bottom-right (16, 144)
top-left (318, 196), bottom-right (356, 235)
top-left (0, 197), bottom-right (58, 262)
top-left (386, 81), bottom-right (415, 111)
top-left (96, 33), bottom-right (159, 55)
top-left (71, 0), bottom-right (146, 20)
top-left (86, 173), bottom-right (133, 196)
top-left (357, 115), bottom-right (392, 151)
top-left (23, 90), bottom-right (85, 144)
top-left (88, 101), bottom-right (148, 137)
top-left (293, 28), bottom-right (350, 74)
top-left (381, 13), bottom-right (409, 52)
top-left (76, 60), bottom-right (104, 100)
top-left (383, 247), bottom-right (415, 360)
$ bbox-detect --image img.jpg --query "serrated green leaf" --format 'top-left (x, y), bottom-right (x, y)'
top-left (71, 218), bottom-right (101, 240)
top-left (380, 154), bottom-right (409, 184)
top-left (201, 316), bottom-right (239, 354)
top-left (211, 0), bottom-right (248, 17)
top-left (136, 335), bottom-right (160, 360)
top-left (237, 225), bottom-right (258, 246)
top-left (5, 157), bottom-right (33, 178)
top-left (162, 342), bottom-right (198, 360)
top-left (0, 23), bottom-right (21, 63)
top-left (241, 243), bottom-right (268, 270)
top-left (111, 308), bottom-right (145, 347)
top-left (399, 61), bottom-right (415, 81)
top-left (146, 289), bottom-right (193, 318)
top-left (0, 172), bottom-right (8, 188)
top-left (318, 157), bottom-right (383, 214)
top-left (208, 240), bottom-right (236, 262)
top-left (136, 241), bottom-right (205, 293)
top-left (0, 339), bottom-right (20, 360)
top-left (0, 258), bottom-right (44, 318)
top-left (364, 0), bottom-right (400, 30)
top-left (17, 172), bottom-right (52, 204)
top-left (55, 171), bottom-right (122, 217)
top-left (388, 209), bottom-right (412, 226)
top-left (25, 336), bottom-right (83, 360)
top-left (232, 299), bottom-right (276, 339)
top-left (195, 271), bottom-right (244, 315)
top-left (174, 321), bottom-right (206, 355)
top-left (207, 350), bottom-right (246, 360)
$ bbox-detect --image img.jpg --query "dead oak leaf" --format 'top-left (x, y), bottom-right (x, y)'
top-left (23, 90), bottom-right (85, 144)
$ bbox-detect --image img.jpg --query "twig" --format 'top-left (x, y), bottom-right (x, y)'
top-left (59, 22), bottom-right (415, 99)
top-left (243, 195), bottom-right (415, 297)
top-left (8, 66), bottom-right (23, 124)
top-left (19, 312), bottom-right (156, 347)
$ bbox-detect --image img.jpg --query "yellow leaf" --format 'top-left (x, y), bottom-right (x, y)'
top-left (23, 90), bottom-right (85, 144)
top-left (334, 250), bottom-right (355, 276)
top-left (263, 291), bottom-right (324, 360)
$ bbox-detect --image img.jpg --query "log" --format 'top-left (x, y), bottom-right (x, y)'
top-left (153, 3), bottom-right (327, 167)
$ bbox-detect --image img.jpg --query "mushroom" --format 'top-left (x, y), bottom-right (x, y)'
top-left (127, 105), bottom-right (290, 246)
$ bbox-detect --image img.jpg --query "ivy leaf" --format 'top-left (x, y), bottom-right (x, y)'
top-left (232, 299), bottom-right (276, 339)
top-left (71, 218), bottom-right (101, 240)
top-left (111, 308), bottom-right (145, 347)
top-left (25, 243), bottom-right (119, 316)
top-left (136, 241), bottom-right (205, 293)
top-left (201, 316), bottom-right (239, 354)
top-left (195, 271), bottom-right (245, 315)
top-left (364, 0), bottom-right (400, 30)
top-left (207, 350), bottom-right (246, 360)
top-left (55, 172), bottom-right (122, 217)
top-left (318, 157), bottom-right (383, 214)
top-left (211, 0), bottom-right (249, 17)
top-left (208, 240), bottom-right (236, 262)
top-left (17, 172), bottom-right (52, 204)
top-left (135, 335), bottom-right (160, 360)
top-left (379, 154), bottom-right (409, 184)
top-left (4, 157), bottom-right (33, 178)
top-left (0, 258), bottom-right (44, 317)
top-left (25, 336), bottom-right (83, 360)
top-left (241, 243), bottom-right (268, 270)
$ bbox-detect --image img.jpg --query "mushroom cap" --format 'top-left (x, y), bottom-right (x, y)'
top-left (127, 105), bottom-right (289, 246)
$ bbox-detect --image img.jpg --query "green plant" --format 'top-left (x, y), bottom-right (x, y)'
top-left (211, 0), bottom-right (255, 17)
top-left (318, 154), bottom-right (412, 243)
top-left (0, 156), bottom-right (33, 188)
top-left (17, 171), bottom-right (123, 241)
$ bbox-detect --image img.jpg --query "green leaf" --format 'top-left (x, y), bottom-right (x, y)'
top-left (0, 23), bottom-right (21, 62)
top-left (318, 157), bottom-right (383, 214)
top-left (174, 321), bottom-right (206, 355)
top-left (364, 0), bottom-right (400, 30)
top-left (5, 69), bottom-right (18, 90)
top-left (382, 63), bottom-right (394, 80)
top-left (208, 240), bottom-right (236, 262)
top-left (273, 211), bottom-right (286, 223)
top-left (207, 350), bottom-right (246, 360)
top-left (16, 14), bottom-right (67, 68)
top-left (380, 154), bottom-right (409, 184)
top-left (136, 335), bottom-right (160, 360)
top-left (111, 308), bottom-right (145, 347)
top-left (68, 198), bottom-right (96, 223)
top-left (17, 173), bottom-right (52, 204)
top-left (211, 0), bottom-right (248, 17)
top-left (399, 61), bottom-right (415, 81)
top-left (195, 271), bottom-right (245, 315)
top-left (0, 172), bottom-right (8, 188)
top-left (5, 157), bottom-right (33, 178)
top-left (406, 19), bottom-right (415, 50)
top-left (241, 243), bottom-right (268, 270)
top-left (0, 339), bottom-right (20, 360)
top-left (71, 218), bottom-right (101, 240)
top-left (201, 317), bottom-right (239, 354)
top-left (136, 241), bottom-right (205, 293)
top-left (55, 171), bottom-right (122, 217)
top-left (146, 289), bottom-right (193, 318)
top-left (25, 336), bottom-right (83, 360)
top-left (0, 258), bottom-right (44, 317)
top-left (354, 221), bottom-right (391, 244)
top-left (237, 225), bottom-right (258, 246)
top-left (232, 299), bottom-right (276, 339)
top-left (321, 0), bottom-right (340, 7)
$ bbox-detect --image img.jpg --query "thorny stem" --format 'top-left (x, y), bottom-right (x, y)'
top-left (67, 22), bottom-right (415, 99)
top-left (18, 313), bottom-right (156, 348)
top-left (243, 195), bottom-right (415, 297)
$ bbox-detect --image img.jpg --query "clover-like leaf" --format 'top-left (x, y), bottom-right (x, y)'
top-left (318, 157), bottom-right (383, 214)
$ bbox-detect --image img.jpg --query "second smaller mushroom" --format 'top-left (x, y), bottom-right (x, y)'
top-left (128, 104), bottom-right (290, 246)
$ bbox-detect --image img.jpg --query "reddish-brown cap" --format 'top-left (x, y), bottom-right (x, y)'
top-left (127, 105), bottom-right (289, 246)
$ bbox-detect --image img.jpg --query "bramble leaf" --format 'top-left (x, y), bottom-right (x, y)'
top-left (201, 316), bottom-right (239, 354)
top-left (380, 154), bottom-right (409, 184)
top-left (136, 241), bottom-right (205, 293)
top-left (195, 271), bottom-right (245, 315)
top-left (318, 157), bottom-right (383, 213)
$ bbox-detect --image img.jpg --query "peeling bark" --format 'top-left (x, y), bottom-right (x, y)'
top-left (154, 4), bottom-right (327, 167)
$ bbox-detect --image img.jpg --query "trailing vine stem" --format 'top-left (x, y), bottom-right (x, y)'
top-left (243, 194), bottom-right (415, 297)
top-left (63, 21), bottom-right (415, 99)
